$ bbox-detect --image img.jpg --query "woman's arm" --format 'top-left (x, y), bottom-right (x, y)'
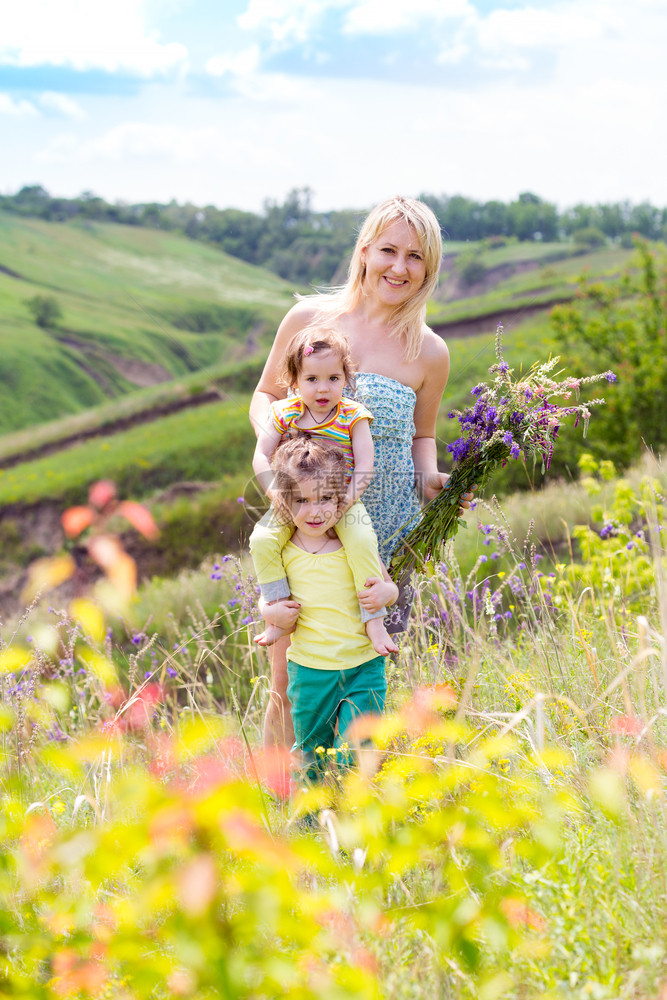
top-left (249, 300), bottom-right (321, 439)
top-left (412, 332), bottom-right (450, 501)
top-left (252, 422), bottom-right (283, 494)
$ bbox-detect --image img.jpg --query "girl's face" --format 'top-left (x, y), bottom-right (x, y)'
top-left (289, 475), bottom-right (341, 538)
top-left (360, 218), bottom-right (427, 308)
top-left (295, 349), bottom-right (346, 416)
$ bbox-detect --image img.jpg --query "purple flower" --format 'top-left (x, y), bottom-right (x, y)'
top-left (166, 666), bottom-right (177, 678)
top-left (605, 372), bottom-right (617, 383)
top-left (479, 554), bottom-right (488, 563)
top-left (510, 443), bottom-right (521, 459)
top-left (448, 437), bottom-right (470, 462)
top-left (504, 610), bottom-right (513, 619)
top-left (524, 389), bottom-right (533, 400)
top-left (236, 496), bottom-right (245, 504)
top-left (144, 671), bottom-right (152, 679)
top-left (503, 431), bottom-right (514, 447)
top-left (228, 598), bottom-right (239, 608)
top-left (626, 541), bottom-right (634, 550)
top-left (241, 615), bottom-right (252, 625)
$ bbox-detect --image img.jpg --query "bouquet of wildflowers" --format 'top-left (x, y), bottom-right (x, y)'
top-left (390, 327), bottom-right (617, 580)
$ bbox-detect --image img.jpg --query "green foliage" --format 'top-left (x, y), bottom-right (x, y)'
top-left (572, 225), bottom-right (607, 248)
top-left (455, 248), bottom-right (486, 287)
top-left (552, 240), bottom-right (667, 469)
top-left (553, 453), bottom-right (665, 615)
top-left (0, 681), bottom-right (570, 997)
top-left (3, 454), bottom-right (667, 995)
top-left (25, 294), bottom-right (63, 328)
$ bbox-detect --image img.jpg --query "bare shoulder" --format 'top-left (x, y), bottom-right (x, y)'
top-left (418, 326), bottom-right (450, 386)
top-left (278, 297), bottom-right (326, 338)
top-left (421, 325), bottom-right (449, 365)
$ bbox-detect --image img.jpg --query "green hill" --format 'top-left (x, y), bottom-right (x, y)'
top-left (0, 225), bottom-right (639, 619)
top-left (0, 211), bottom-right (296, 433)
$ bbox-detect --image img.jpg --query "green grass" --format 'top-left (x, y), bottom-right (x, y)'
top-left (0, 211), bottom-right (295, 433)
top-left (0, 395), bottom-right (255, 508)
top-left (430, 242), bottom-right (634, 324)
top-left (3, 457), bottom-right (667, 998)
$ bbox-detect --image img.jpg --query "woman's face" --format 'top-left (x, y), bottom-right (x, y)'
top-left (360, 218), bottom-right (427, 308)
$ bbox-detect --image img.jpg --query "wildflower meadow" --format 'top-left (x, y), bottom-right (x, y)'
top-left (2, 434), bottom-right (667, 995)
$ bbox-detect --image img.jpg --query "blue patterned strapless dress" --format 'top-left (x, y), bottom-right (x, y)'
top-left (349, 372), bottom-right (421, 632)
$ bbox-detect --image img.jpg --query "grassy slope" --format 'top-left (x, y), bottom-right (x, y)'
top-left (0, 212), bottom-right (295, 433)
top-left (429, 240), bottom-right (633, 324)
top-left (0, 232), bottom-right (637, 587)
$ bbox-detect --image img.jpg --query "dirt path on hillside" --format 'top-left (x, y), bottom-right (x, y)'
top-left (0, 387), bottom-right (226, 471)
top-left (431, 296), bottom-right (571, 340)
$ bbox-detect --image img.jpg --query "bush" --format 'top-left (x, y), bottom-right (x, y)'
top-left (551, 240), bottom-right (667, 469)
top-left (25, 294), bottom-right (63, 328)
top-left (456, 249), bottom-right (487, 287)
top-left (572, 225), bottom-right (607, 248)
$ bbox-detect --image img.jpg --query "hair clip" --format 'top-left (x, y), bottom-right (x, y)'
top-left (303, 344), bottom-right (314, 356)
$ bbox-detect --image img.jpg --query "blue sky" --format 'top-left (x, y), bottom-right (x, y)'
top-left (2, 0), bottom-right (665, 213)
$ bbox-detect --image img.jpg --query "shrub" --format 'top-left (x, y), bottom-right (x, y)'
top-left (551, 240), bottom-right (667, 470)
top-left (25, 294), bottom-right (63, 328)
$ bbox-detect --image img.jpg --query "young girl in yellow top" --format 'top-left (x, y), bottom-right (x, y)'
top-left (258, 436), bottom-right (398, 778)
top-left (250, 327), bottom-right (398, 656)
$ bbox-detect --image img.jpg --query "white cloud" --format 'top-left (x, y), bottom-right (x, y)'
top-left (35, 120), bottom-right (291, 170)
top-left (0, 0), bottom-right (188, 75)
top-left (205, 45), bottom-right (260, 77)
top-left (237, 0), bottom-right (345, 44)
top-left (38, 92), bottom-right (86, 118)
top-left (475, 3), bottom-right (619, 52)
top-left (343, 0), bottom-right (471, 35)
top-left (0, 93), bottom-right (38, 115)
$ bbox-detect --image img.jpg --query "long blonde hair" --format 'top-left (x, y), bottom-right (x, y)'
top-left (300, 196), bottom-right (442, 363)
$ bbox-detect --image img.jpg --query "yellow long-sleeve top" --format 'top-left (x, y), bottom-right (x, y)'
top-left (282, 541), bottom-right (376, 671)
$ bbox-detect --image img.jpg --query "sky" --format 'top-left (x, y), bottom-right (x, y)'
top-left (1, 0), bottom-right (666, 214)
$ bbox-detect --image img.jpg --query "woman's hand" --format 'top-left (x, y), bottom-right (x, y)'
top-left (421, 472), bottom-right (475, 511)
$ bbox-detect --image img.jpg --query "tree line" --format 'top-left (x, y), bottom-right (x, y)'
top-left (3, 184), bottom-right (667, 287)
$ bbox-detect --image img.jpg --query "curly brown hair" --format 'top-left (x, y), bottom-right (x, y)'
top-left (280, 327), bottom-right (355, 389)
top-left (271, 436), bottom-right (348, 525)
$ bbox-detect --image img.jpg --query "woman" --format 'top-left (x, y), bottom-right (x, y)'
top-left (249, 196), bottom-right (465, 747)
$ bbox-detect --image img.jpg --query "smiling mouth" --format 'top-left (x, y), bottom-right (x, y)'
top-left (384, 276), bottom-right (406, 286)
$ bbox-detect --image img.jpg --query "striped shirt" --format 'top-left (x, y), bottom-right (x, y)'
top-left (271, 395), bottom-right (372, 476)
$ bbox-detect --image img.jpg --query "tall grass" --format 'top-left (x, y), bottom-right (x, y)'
top-left (1, 457), bottom-right (666, 997)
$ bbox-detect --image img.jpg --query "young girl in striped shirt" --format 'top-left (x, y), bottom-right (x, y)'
top-left (250, 328), bottom-right (398, 656)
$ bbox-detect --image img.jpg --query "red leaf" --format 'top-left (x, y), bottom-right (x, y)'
top-left (117, 500), bottom-right (160, 540)
top-left (61, 506), bottom-right (94, 538)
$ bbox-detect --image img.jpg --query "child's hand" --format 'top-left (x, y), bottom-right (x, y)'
top-left (358, 576), bottom-right (399, 612)
top-left (261, 599), bottom-right (301, 630)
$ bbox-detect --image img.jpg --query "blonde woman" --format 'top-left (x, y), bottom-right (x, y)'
top-left (250, 196), bottom-right (470, 747)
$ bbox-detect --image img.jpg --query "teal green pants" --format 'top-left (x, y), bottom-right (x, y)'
top-left (287, 655), bottom-right (386, 782)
